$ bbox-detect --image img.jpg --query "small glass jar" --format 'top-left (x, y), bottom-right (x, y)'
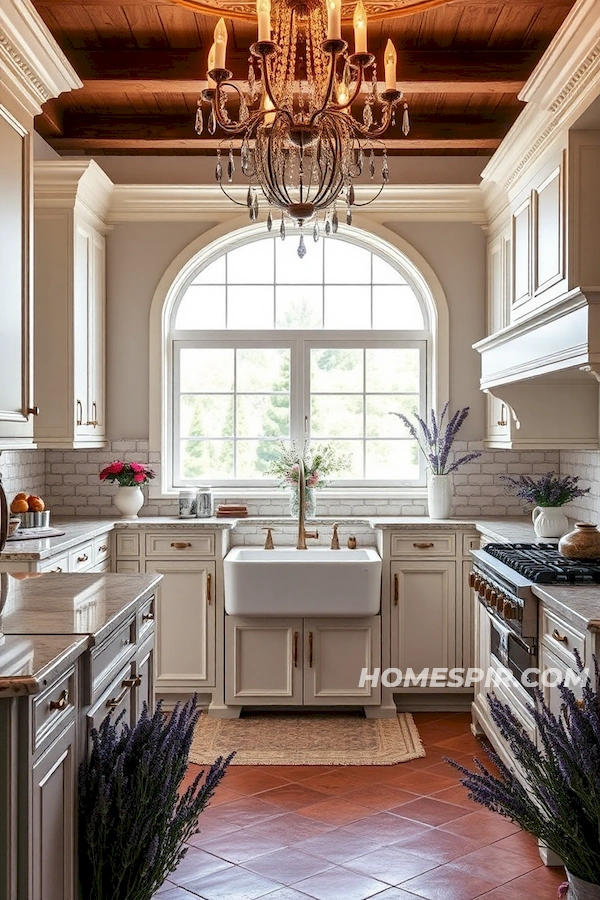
top-left (178, 490), bottom-right (197, 518)
top-left (196, 487), bottom-right (213, 518)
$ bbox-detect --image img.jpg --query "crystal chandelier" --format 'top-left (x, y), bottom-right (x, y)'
top-left (195, 0), bottom-right (409, 256)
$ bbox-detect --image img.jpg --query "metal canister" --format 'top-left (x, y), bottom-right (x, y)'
top-left (196, 487), bottom-right (213, 518)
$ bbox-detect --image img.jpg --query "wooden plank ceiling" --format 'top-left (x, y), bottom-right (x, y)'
top-left (33, 0), bottom-right (576, 155)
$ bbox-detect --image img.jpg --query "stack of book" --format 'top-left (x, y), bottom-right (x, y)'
top-left (216, 504), bottom-right (248, 518)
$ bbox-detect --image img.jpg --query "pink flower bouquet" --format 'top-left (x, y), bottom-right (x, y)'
top-left (99, 461), bottom-right (156, 487)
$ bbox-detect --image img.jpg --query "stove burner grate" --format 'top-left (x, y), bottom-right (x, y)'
top-left (483, 543), bottom-right (600, 584)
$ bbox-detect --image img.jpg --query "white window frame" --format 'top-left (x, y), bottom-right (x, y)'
top-left (172, 333), bottom-right (429, 488)
top-left (149, 217), bottom-right (450, 498)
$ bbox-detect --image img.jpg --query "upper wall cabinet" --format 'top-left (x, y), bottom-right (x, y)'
top-left (33, 161), bottom-right (113, 448)
top-left (0, 0), bottom-right (80, 448)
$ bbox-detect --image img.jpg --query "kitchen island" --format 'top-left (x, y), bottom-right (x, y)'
top-left (0, 571), bottom-right (161, 900)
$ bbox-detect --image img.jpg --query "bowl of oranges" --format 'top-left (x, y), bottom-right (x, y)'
top-left (10, 493), bottom-right (50, 528)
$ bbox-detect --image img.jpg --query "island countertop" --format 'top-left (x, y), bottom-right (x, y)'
top-left (0, 573), bottom-right (162, 695)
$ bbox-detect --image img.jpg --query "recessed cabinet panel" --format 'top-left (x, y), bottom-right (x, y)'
top-left (512, 200), bottom-right (531, 311)
top-left (535, 166), bottom-right (563, 293)
top-left (392, 561), bottom-right (456, 676)
top-left (303, 618), bottom-right (381, 705)
top-left (225, 616), bottom-right (302, 705)
top-left (146, 559), bottom-right (215, 689)
top-left (0, 109), bottom-right (32, 443)
top-left (31, 720), bottom-right (76, 900)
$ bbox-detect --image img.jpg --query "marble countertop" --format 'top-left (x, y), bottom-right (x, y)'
top-left (113, 516), bottom-right (236, 530)
top-left (0, 572), bottom-right (161, 644)
top-left (0, 633), bottom-right (88, 697)
top-left (532, 583), bottom-right (600, 632)
top-left (0, 517), bottom-right (115, 561)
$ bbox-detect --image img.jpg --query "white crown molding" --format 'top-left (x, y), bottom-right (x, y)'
top-left (481, 0), bottom-right (600, 215)
top-left (0, 0), bottom-right (81, 115)
top-left (105, 183), bottom-right (486, 225)
top-left (34, 159), bottom-right (114, 231)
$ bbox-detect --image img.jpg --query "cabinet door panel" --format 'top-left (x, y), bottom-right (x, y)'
top-left (304, 618), bottom-right (381, 705)
top-left (225, 616), bottom-right (302, 705)
top-left (134, 635), bottom-right (155, 718)
top-left (535, 166), bottom-right (563, 293)
top-left (145, 559), bottom-right (215, 689)
top-left (391, 561), bottom-right (456, 676)
top-left (0, 110), bottom-right (33, 443)
top-left (31, 720), bottom-right (76, 900)
top-left (512, 199), bottom-right (531, 312)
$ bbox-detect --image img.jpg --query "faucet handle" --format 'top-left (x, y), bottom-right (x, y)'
top-left (262, 527), bottom-right (275, 550)
top-left (330, 522), bottom-right (340, 550)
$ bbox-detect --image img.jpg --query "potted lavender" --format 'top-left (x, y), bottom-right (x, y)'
top-left (391, 404), bottom-right (480, 518)
top-left (446, 665), bottom-right (600, 900)
top-left (499, 472), bottom-right (590, 538)
top-left (79, 697), bottom-right (232, 900)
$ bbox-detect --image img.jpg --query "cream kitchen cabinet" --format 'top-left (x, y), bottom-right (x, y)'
top-left (0, 529), bottom-right (113, 575)
top-left (145, 558), bottom-right (216, 694)
top-left (33, 161), bottom-right (112, 449)
top-left (225, 615), bottom-right (381, 710)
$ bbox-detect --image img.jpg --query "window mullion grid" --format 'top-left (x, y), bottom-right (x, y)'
top-left (362, 347), bottom-right (367, 479)
top-left (233, 348), bottom-right (238, 478)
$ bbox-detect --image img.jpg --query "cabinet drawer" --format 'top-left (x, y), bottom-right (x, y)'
top-left (39, 554), bottom-right (69, 574)
top-left (116, 532), bottom-right (140, 557)
top-left (94, 533), bottom-right (111, 564)
top-left (89, 617), bottom-right (136, 701)
top-left (86, 660), bottom-right (136, 749)
top-left (541, 607), bottom-right (585, 670)
top-left (391, 532), bottom-right (456, 557)
top-left (138, 594), bottom-right (155, 642)
top-left (68, 541), bottom-right (94, 572)
top-left (462, 534), bottom-right (480, 556)
top-left (33, 665), bottom-right (77, 755)
top-left (145, 532), bottom-right (215, 557)
top-left (116, 559), bottom-right (140, 574)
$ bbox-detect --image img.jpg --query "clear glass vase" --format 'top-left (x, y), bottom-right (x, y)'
top-left (290, 487), bottom-right (316, 519)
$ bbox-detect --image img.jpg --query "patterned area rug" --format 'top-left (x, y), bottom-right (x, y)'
top-left (189, 711), bottom-right (425, 766)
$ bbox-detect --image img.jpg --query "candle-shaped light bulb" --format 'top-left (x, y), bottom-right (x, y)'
top-left (207, 42), bottom-right (216, 88)
top-left (326, 0), bottom-right (341, 40)
top-left (384, 38), bottom-right (397, 91)
top-left (353, 1), bottom-right (367, 54)
top-left (213, 17), bottom-right (228, 69)
top-left (256, 0), bottom-right (271, 42)
top-left (336, 82), bottom-right (350, 111)
top-left (261, 92), bottom-right (276, 126)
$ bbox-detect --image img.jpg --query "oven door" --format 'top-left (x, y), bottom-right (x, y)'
top-left (484, 602), bottom-right (537, 696)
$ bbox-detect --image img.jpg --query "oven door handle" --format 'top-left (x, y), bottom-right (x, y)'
top-left (484, 602), bottom-right (536, 657)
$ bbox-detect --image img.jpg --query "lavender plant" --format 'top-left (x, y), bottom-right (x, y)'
top-left (499, 471), bottom-right (590, 507)
top-left (79, 696), bottom-right (233, 900)
top-left (390, 403), bottom-right (481, 474)
top-left (446, 659), bottom-right (600, 885)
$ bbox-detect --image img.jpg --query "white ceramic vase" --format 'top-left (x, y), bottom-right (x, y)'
top-left (113, 485), bottom-right (144, 519)
top-left (565, 871), bottom-right (600, 900)
top-left (532, 506), bottom-right (569, 539)
top-left (427, 474), bottom-right (452, 519)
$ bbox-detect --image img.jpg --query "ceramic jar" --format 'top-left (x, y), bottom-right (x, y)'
top-left (532, 506), bottom-right (569, 539)
top-left (113, 485), bottom-right (144, 519)
top-left (427, 474), bottom-right (452, 519)
top-left (558, 523), bottom-right (600, 559)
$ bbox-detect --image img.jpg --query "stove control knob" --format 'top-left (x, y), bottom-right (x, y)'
top-left (489, 590), bottom-right (498, 607)
top-left (484, 586), bottom-right (493, 602)
top-left (478, 582), bottom-right (487, 598)
top-left (505, 601), bottom-right (517, 620)
top-left (469, 572), bottom-right (476, 588)
top-left (496, 593), bottom-right (506, 610)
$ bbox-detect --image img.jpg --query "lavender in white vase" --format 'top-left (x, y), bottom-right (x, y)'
top-left (391, 404), bottom-right (481, 518)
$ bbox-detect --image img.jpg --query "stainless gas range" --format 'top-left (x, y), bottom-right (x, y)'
top-left (470, 542), bottom-right (600, 693)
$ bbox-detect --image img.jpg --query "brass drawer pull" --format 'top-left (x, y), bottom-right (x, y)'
top-left (51, 566), bottom-right (63, 573)
top-left (49, 689), bottom-right (69, 711)
top-left (142, 611), bottom-right (154, 621)
top-left (207, 572), bottom-right (212, 605)
top-left (77, 553), bottom-right (89, 563)
top-left (293, 631), bottom-right (298, 667)
top-left (413, 542), bottom-right (435, 549)
top-left (171, 541), bottom-right (192, 549)
top-left (76, 400), bottom-right (83, 426)
top-left (308, 631), bottom-right (314, 668)
top-left (106, 676), bottom-right (141, 709)
top-left (98, 544), bottom-right (108, 553)
top-left (28, 406), bottom-right (40, 416)
top-left (86, 401), bottom-right (99, 427)
top-left (394, 573), bottom-right (399, 606)
top-left (552, 628), bottom-right (568, 644)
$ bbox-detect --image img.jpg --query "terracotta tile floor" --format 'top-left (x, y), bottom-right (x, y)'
top-left (158, 712), bottom-right (565, 900)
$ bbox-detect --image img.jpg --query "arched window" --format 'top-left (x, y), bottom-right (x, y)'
top-left (163, 226), bottom-right (440, 491)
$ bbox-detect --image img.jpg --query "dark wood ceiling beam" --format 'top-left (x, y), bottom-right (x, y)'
top-left (45, 135), bottom-right (503, 150)
top-left (35, 100), bottom-right (64, 137)
top-left (65, 48), bottom-right (539, 94)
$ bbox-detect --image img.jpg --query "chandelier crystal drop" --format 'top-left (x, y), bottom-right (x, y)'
top-left (197, 0), bottom-right (409, 255)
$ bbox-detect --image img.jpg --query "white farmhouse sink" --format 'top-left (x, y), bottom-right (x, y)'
top-left (224, 547), bottom-right (382, 617)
